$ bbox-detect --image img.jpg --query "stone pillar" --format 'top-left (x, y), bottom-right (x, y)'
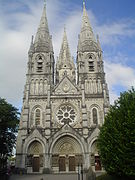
top-left (81, 83), bottom-right (88, 138)
top-left (45, 85), bottom-right (51, 138)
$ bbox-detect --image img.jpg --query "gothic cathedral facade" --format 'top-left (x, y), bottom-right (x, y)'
top-left (16, 2), bottom-right (109, 173)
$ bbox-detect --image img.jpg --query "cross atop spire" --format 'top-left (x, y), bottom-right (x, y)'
top-left (44, 0), bottom-right (46, 6)
top-left (83, 0), bottom-right (85, 8)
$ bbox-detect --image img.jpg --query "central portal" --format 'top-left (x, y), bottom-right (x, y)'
top-left (59, 156), bottom-right (66, 171)
top-left (59, 156), bottom-right (75, 172)
top-left (52, 135), bottom-right (83, 173)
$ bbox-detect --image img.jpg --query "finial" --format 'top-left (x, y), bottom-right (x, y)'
top-left (44, 0), bottom-right (46, 6)
top-left (83, 0), bottom-right (85, 7)
top-left (64, 24), bottom-right (66, 32)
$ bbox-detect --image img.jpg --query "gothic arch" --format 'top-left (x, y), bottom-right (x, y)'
top-left (30, 105), bottom-right (43, 127)
top-left (90, 104), bottom-right (101, 125)
top-left (24, 136), bottom-right (46, 155)
top-left (86, 53), bottom-right (96, 60)
top-left (27, 140), bottom-right (43, 155)
top-left (49, 133), bottom-right (85, 172)
top-left (89, 138), bottom-right (98, 154)
top-left (35, 53), bottom-right (45, 61)
top-left (49, 132), bottom-right (86, 154)
top-left (52, 135), bottom-right (82, 155)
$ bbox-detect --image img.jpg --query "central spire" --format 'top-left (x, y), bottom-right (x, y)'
top-left (56, 28), bottom-right (76, 83)
top-left (59, 27), bottom-right (72, 64)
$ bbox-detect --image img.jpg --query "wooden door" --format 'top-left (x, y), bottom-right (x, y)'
top-left (59, 157), bottom-right (66, 171)
top-left (33, 157), bottom-right (40, 172)
top-left (95, 156), bottom-right (101, 171)
top-left (69, 156), bottom-right (75, 171)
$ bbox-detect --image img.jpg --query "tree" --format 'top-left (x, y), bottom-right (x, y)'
top-left (98, 88), bottom-right (135, 179)
top-left (0, 98), bottom-right (19, 171)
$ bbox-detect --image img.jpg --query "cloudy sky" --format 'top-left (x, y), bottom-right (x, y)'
top-left (0, 0), bottom-right (135, 110)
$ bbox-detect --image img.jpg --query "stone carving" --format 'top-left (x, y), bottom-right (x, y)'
top-left (63, 82), bottom-right (70, 93)
top-left (60, 143), bottom-right (74, 154)
top-left (56, 104), bottom-right (77, 125)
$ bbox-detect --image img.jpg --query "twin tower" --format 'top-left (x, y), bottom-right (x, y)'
top-left (16, 2), bottom-right (109, 174)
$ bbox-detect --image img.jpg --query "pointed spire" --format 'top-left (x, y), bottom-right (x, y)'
top-left (34, 1), bottom-right (53, 52)
top-left (78, 1), bottom-right (97, 52)
top-left (28, 35), bottom-right (34, 54)
top-left (56, 27), bottom-right (76, 83)
top-left (82, 1), bottom-right (95, 41)
top-left (97, 34), bottom-right (102, 51)
top-left (59, 27), bottom-right (71, 64)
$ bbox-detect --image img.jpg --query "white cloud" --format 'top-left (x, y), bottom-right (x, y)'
top-left (95, 19), bottom-right (135, 46)
top-left (105, 60), bottom-right (135, 104)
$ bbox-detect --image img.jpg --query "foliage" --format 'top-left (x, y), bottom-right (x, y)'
top-left (96, 173), bottom-right (130, 180)
top-left (98, 88), bottom-right (135, 178)
top-left (0, 98), bottom-right (20, 170)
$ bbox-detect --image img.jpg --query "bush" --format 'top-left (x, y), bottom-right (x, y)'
top-left (96, 174), bottom-right (133, 180)
top-left (98, 88), bottom-right (135, 178)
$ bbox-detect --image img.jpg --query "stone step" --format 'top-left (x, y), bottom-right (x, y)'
top-left (10, 173), bottom-right (86, 180)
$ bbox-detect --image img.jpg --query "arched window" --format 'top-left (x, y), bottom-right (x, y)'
top-left (88, 54), bottom-right (94, 72)
top-left (37, 56), bottom-right (43, 72)
top-left (92, 108), bottom-right (98, 124)
top-left (35, 109), bottom-right (41, 125)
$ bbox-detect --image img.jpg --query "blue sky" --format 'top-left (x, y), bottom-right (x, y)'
top-left (0, 0), bottom-right (135, 109)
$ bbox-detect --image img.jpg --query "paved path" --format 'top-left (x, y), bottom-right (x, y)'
top-left (10, 174), bottom-right (81, 180)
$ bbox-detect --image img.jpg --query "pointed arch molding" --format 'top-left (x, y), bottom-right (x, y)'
top-left (52, 135), bottom-right (82, 154)
top-left (49, 132), bottom-right (86, 154)
top-left (23, 129), bottom-right (47, 154)
top-left (88, 127), bottom-right (100, 152)
top-left (30, 105), bottom-right (44, 127)
top-left (89, 104), bottom-right (102, 125)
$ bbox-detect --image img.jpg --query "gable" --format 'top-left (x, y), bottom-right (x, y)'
top-left (53, 76), bottom-right (80, 95)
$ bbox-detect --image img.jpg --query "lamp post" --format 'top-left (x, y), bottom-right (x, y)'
top-left (81, 163), bottom-right (83, 180)
top-left (78, 164), bottom-right (80, 180)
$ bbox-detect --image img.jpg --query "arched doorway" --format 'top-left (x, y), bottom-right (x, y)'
top-left (27, 141), bottom-right (43, 172)
top-left (51, 135), bottom-right (83, 173)
top-left (91, 141), bottom-right (101, 171)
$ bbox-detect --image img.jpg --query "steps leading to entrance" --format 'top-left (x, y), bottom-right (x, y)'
top-left (10, 173), bottom-right (86, 180)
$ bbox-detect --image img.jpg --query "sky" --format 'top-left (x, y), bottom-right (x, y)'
top-left (0, 0), bottom-right (135, 110)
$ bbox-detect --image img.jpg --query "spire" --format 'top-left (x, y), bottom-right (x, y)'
top-left (56, 28), bottom-right (76, 83)
top-left (34, 2), bottom-right (53, 52)
top-left (82, 1), bottom-right (95, 41)
top-left (58, 27), bottom-right (72, 65)
top-left (78, 2), bottom-right (97, 52)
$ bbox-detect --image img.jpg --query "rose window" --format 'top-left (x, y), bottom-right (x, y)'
top-left (56, 105), bottom-right (77, 125)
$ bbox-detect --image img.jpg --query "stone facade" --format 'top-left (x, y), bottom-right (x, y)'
top-left (16, 2), bottom-right (109, 174)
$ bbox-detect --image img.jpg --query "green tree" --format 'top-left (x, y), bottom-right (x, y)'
top-left (98, 88), bottom-right (135, 179)
top-left (0, 98), bottom-right (19, 171)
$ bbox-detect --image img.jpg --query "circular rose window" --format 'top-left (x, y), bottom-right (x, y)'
top-left (56, 105), bottom-right (77, 125)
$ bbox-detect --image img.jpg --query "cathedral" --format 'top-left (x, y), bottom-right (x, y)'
top-left (16, 1), bottom-right (109, 174)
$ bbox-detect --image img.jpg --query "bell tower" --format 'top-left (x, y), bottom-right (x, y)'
top-left (77, 2), bottom-right (109, 113)
top-left (27, 3), bottom-right (55, 88)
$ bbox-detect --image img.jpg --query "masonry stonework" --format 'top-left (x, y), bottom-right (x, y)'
top-left (16, 2), bottom-right (109, 173)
